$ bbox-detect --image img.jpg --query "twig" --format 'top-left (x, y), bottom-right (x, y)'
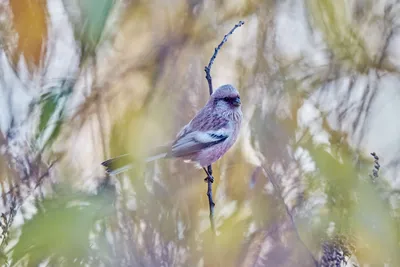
top-left (203, 20), bottom-right (245, 234)
top-left (33, 159), bottom-right (59, 190)
top-left (0, 157), bottom-right (60, 216)
top-left (370, 152), bottom-right (380, 181)
top-left (203, 166), bottom-right (215, 232)
top-left (204, 20), bottom-right (245, 95)
top-left (263, 167), bottom-right (319, 266)
top-left (0, 197), bottom-right (16, 266)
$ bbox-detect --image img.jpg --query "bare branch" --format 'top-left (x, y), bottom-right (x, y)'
top-left (263, 166), bottom-right (319, 266)
top-left (204, 20), bottom-right (245, 95)
top-left (203, 20), bottom-right (245, 234)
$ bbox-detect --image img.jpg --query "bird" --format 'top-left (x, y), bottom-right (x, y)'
top-left (101, 84), bottom-right (242, 182)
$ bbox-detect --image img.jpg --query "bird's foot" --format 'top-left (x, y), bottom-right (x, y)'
top-left (204, 176), bottom-right (214, 183)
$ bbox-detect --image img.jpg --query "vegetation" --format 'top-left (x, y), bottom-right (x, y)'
top-left (0, 0), bottom-right (399, 266)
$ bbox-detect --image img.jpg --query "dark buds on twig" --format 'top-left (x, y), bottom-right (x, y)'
top-left (370, 152), bottom-right (380, 180)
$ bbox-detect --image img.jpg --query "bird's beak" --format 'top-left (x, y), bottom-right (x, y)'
top-left (232, 97), bottom-right (241, 107)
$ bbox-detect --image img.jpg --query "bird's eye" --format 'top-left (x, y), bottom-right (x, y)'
top-left (223, 97), bottom-right (230, 102)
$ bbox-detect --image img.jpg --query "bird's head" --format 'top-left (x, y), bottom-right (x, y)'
top-left (211, 84), bottom-right (241, 109)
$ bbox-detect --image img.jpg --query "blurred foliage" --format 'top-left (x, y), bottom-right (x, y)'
top-left (0, 0), bottom-right (400, 267)
top-left (7, 0), bottom-right (48, 72)
top-left (35, 81), bottom-right (73, 150)
top-left (307, 0), bottom-right (372, 72)
top-left (9, 184), bottom-right (116, 267)
top-left (301, 141), bottom-right (400, 264)
top-left (62, 0), bottom-right (115, 59)
top-left (306, 0), bottom-right (398, 74)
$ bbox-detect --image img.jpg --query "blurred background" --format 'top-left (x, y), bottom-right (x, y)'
top-left (0, 0), bottom-right (399, 266)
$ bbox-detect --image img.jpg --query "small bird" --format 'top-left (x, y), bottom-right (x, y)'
top-left (101, 84), bottom-right (242, 182)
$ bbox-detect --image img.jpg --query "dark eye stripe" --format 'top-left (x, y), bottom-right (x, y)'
top-left (222, 96), bottom-right (239, 102)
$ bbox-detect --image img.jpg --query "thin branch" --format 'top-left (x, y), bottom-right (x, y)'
top-left (33, 159), bottom-right (59, 191)
top-left (203, 20), bottom-right (245, 234)
top-left (0, 197), bottom-right (16, 266)
top-left (203, 166), bottom-right (215, 232)
top-left (0, 157), bottom-right (60, 214)
top-left (204, 20), bottom-right (245, 95)
top-left (263, 167), bottom-right (319, 266)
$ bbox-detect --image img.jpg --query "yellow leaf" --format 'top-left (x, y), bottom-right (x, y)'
top-left (9, 0), bottom-right (48, 71)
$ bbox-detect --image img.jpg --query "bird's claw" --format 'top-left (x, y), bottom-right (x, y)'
top-left (204, 176), bottom-right (214, 183)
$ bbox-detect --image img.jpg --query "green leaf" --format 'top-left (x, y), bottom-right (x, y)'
top-left (306, 143), bottom-right (359, 231)
top-left (81, 0), bottom-right (114, 44)
top-left (63, 0), bottom-right (115, 57)
top-left (8, 186), bottom-right (115, 266)
top-left (45, 120), bottom-right (63, 148)
top-left (38, 95), bottom-right (58, 134)
top-left (36, 82), bottom-right (73, 149)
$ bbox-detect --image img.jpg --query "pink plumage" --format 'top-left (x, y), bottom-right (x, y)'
top-left (102, 84), bottom-right (242, 174)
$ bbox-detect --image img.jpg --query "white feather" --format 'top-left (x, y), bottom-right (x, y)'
top-left (194, 129), bottom-right (229, 143)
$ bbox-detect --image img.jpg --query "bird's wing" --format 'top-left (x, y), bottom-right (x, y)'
top-left (169, 103), bottom-right (231, 158)
top-left (175, 105), bottom-right (229, 138)
top-left (169, 130), bottom-right (229, 158)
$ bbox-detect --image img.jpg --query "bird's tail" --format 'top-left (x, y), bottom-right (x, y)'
top-left (101, 145), bottom-right (170, 175)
